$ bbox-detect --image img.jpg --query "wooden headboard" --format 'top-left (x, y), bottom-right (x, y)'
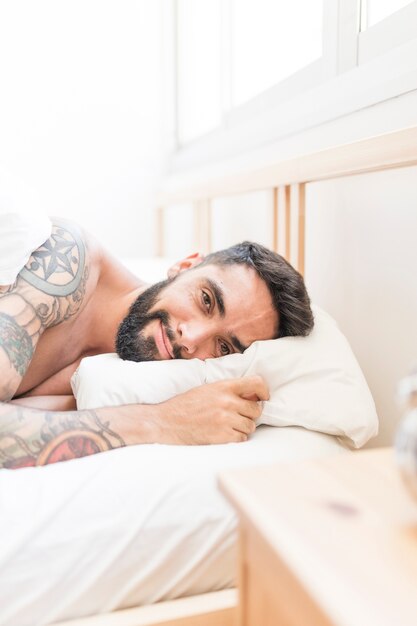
top-left (157, 125), bottom-right (417, 271)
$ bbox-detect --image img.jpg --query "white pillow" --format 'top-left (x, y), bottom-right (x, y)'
top-left (72, 306), bottom-right (378, 448)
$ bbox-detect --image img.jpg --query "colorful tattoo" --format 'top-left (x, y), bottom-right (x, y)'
top-left (0, 404), bottom-right (125, 469)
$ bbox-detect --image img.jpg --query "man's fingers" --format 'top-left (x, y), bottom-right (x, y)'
top-left (230, 431), bottom-right (248, 443)
top-left (237, 397), bottom-right (263, 420)
top-left (229, 375), bottom-right (270, 402)
top-left (233, 415), bottom-right (257, 436)
top-left (241, 392), bottom-right (260, 402)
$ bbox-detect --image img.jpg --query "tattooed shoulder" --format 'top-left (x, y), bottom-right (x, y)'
top-left (20, 218), bottom-right (87, 297)
top-left (17, 218), bottom-right (91, 327)
top-left (0, 219), bottom-right (94, 397)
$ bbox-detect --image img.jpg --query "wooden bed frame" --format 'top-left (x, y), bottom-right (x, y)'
top-left (52, 590), bottom-right (237, 626)
top-left (55, 124), bottom-right (417, 626)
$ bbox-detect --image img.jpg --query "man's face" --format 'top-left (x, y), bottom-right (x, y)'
top-left (116, 263), bottom-right (278, 362)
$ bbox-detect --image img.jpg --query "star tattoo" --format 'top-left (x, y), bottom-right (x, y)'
top-left (30, 229), bottom-right (78, 280)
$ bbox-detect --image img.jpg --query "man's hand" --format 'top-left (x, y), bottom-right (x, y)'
top-left (151, 375), bottom-right (269, 445)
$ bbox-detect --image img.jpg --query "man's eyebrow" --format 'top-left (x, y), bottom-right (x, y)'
top-left (229, 334), bottom-right (248, 354)
top-left (206, 278), bottom-right (225, 317)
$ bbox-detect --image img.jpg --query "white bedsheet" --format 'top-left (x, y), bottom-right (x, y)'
top-left (0, 426), bottom-right (347, 626)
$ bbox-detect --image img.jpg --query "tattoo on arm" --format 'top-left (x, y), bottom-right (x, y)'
top-left (0, 403), bottom-right (125, 469)
top-left (0, 313), bottom-right (33, 376)
top-left (0, 294), bottom-right (42, 399)
top-left (0, 220), bottom-right (91, 397)
top-left (19, 219), bottom-right (90, 326)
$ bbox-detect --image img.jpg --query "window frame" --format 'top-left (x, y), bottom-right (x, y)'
top-left (358, 0), bottom-right (417, 63)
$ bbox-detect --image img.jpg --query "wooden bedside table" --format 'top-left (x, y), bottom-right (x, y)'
top-left (219, 447), bottom-right (417, 626)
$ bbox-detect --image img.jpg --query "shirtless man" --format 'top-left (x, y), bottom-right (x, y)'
top-left (0, 218), bottom-right (313, 469)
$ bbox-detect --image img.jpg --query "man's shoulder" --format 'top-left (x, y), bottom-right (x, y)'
top-left (0, 217), bottom-right (104, 400)
top-left (1, 217), bottom-right (102, 327)
top-left (21, 217), bottom-right (91, 289)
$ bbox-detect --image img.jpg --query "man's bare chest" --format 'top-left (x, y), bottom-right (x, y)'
top-left (15, 314), bottom-right (100, 397)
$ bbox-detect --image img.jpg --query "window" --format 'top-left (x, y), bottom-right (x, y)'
top-left (360, 0), bottom-right (414, 29)
top-left (230, 0), bottom-right (323, 107)
top-left (172, 0), bottom-right (417, 160)
top-left (176, 0), bottom-right (223, 143)
top-left (176, 0), bottom-right (324, 145)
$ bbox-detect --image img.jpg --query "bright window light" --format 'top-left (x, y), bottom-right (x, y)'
top-left (231, 0), bottom-right (323, 107)
top-left (177, 0), bottom-right (223, 144)
top-left (361, 0), bottom-right (415, 29)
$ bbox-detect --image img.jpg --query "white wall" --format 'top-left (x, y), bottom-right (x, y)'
top-left (162, 202), bottom-right (195, 258)
top-left (0, 0), bottom-right (171, 257)
top-left (305, 166), bottom-right (417, 447)
top-left (211, 191), bottom-right (274, 251)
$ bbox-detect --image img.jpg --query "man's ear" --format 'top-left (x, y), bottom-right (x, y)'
top-left (167, 252), bottom-right (205, 279)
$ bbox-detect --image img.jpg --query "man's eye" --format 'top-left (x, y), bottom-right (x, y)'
top-left (202, 290), bottom-right (212, 312)
top-left (219, 341), bottom-right (231, 356)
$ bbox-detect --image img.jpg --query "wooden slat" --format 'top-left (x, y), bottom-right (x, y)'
top-left (298, 183), bottom-right (306, 276)
top-left (51, 590), bottom-right (237, 626)
top-left (285, 185), bottom-right (291, 263)
top-left (272, 188), bottom-right (278, 253)
top-left (289, 185), bottom-right (299, 269)
top-left (276, 186), bottom-right (287, 259)
top-left (206, 199), bottom-right (212, 253)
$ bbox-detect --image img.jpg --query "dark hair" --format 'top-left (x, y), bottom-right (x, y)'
top-left (200, 241), bottom-right (314, 338)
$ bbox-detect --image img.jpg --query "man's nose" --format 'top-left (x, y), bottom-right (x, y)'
top-left (177, 321), bottom-right (213, 358)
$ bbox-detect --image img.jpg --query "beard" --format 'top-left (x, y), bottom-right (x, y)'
top-left (115, 278), bottom-right (182, 362)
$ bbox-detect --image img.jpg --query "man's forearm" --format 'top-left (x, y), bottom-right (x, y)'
top-left (0, 376), bottom-right (268, 469)
top-left (0, 402), bottom-right (158, 469)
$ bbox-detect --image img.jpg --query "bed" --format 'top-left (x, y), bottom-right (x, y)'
top-left (1, 125), bottom-right (416, 626)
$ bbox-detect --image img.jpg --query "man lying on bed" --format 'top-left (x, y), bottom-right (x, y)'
top-left (0, 218), bottom-right (313, 469)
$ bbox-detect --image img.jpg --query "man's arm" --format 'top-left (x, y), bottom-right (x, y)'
top-left (0, 401), bottom-right (130, 469)
top-left (0, 291), bottom-right (42, 400)
top-left (0, 375), bottom-right (268, 469)
top-left (0, 217), bottom-right (95, 401)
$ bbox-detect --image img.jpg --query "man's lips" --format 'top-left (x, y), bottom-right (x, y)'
top-left (159, 320), bottom-right (174, 359)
